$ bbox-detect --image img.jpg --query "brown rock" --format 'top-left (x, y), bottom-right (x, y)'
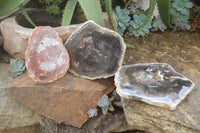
top-left (26, 26), bottom-right (70, 83)
top-left (1, 124), bottom-right (42, 133)
top-left (82, 112), bottom-right (124, 133)
top-left (7, 72), bottom-right (115, 128)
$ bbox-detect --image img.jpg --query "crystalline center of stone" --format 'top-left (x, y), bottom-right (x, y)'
top-left (37, 37), bottom-right (59, 53)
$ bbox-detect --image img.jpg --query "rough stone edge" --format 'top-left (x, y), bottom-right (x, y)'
top-left (65, 20), bottom-right (126, 80)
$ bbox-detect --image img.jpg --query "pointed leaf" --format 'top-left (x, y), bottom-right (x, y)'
top-left (157, 0), bottom-right (173, 28)
top-left (78, 0), bottom-right (104, 27)
top-left (0, 0), bottom-right (30, 20)
top-left (62, 0), bottom-right (78, 26)
top-left (20, 5), bottom-right (36, 27)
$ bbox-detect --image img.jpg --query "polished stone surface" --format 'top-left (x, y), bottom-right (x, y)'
top-left (115, 63), bottom-right (195, 110)
top-left (65, 21), bottom-right (126, 80)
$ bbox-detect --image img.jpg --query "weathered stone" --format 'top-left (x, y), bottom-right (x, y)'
top-left (65, 20), bottom-right (126, 80)
top-left (8, 72), bottom-right (115, 128)
top-left (0, 9), bottom-right (115, 59)
top-left (1, 124), bottom-right (42, 133)
top-left (82, 112), bottom-right (124, 133)
top-left (115, 32), bottom-right (200, 133)
top-left (0, 63), bottom-right (39, 130)
top-left (0, 33), bottom-right (3, 46)
top-left (36, 114), bottom-right (85, 133)
top-left (36, 111), bottom-right (125, 133)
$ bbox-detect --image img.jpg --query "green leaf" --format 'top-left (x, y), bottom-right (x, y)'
top-left (20, 5), bottom-right (36, 27)
top-left (0, 0), bottom-right (30, 20)
top-left (125, 42), bottom-right (135, 49)
top-left (157, 0), bottom-right (173, 28)
top-left (62, 0), bottom-right (78, 26)
top-left (78, 0), bottom-right (104, 27)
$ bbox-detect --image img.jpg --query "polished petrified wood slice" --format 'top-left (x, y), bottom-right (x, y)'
top-left (115, 63), bottom-right (195, 110)
top-left (64, 20), bottom-right (126, 80)
top-left (25, 26), bottom-right (70, 83)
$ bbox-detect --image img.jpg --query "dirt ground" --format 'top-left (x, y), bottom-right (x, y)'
top-left (123, 31), bottom-right (200, 67)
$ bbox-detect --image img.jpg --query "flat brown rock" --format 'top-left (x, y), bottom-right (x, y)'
top-left (7, 72), bottom-right (114, 128)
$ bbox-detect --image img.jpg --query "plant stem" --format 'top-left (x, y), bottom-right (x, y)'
top-left (125, 0), bottom-right (131, 9)
top-left (132, 0), bottom-right (156, 31)
top-left (105, 0), bottom-right (117, 31)
top-left (130, 8), bottom-right (150, 15)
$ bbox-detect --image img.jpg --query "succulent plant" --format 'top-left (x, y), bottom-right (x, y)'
top-left (152, 16), bottom-right (167, 32)
top-left (87, 108), bottom-right (98, 118)
top-left (113, 6), bottom-right (130, 36)
top-left (97, 94), bottom-right (110, 115)
top-left (128, 14), bottom-right (152, 37)
top-left (170, 0), bottom-right (193, 30)
top-left (9, 58), bottom-right (26, 77)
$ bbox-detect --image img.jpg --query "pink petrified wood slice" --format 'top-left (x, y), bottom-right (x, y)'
top-left (25, 26), bottom-right (70, 83)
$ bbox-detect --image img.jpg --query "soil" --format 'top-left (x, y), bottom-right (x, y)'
top-left (0, 45), bottom-right (10, 64)
top-left (123, 31), bottom-right (200, 67)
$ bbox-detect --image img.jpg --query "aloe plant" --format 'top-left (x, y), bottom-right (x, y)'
top-left (0, 0), bottom-right (29, 19)
top-left (62, 0), bottom-right (104, 27)
top-left (62, 0), bottom-right (78, 26)
top-left (78, 0), bottom-right (104, 27)
top-left (0, 0), bottom-right (36, 27)
top-left (157, 0), bottom-right (173, 28)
